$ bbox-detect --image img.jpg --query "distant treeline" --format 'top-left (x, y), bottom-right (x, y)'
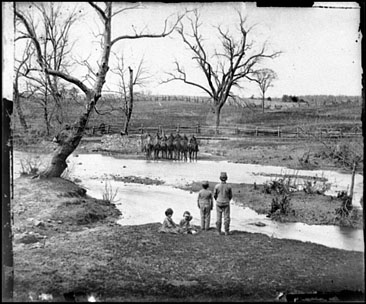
top-left (281, 94), bottom-right (361, 105)
top-left (100, 93), bottom-right (361, 106)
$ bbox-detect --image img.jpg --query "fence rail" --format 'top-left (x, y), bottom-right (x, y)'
top-left (83, 122), bottom-right (362, 140)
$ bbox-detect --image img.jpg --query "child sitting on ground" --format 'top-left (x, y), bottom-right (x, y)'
top-left (179, 211), bottom-right (197, 234)
top-left (159, 208), bottom-right (181, 234)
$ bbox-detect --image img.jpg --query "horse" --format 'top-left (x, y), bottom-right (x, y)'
top-left (173, 133), bottom-right (182, 160)
top-left (166, 133), bottom-right (175, 160)
top-left (152, 132), bottom-right (161, 160)
top-left (188, 135), bottom-right (199, 161)
top-left (159, 134), bottom-right (168, 159)
top-left (179, 134), bottom-right (189, 162)
top-left (141, 133), bottom-right (154, 159)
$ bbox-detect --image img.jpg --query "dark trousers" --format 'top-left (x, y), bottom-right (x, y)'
top-left (216, 204), bottom-right (230, 233)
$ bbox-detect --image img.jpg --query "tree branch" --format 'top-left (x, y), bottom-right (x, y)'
top-left (88, 2), bottom-right (107, 21)
top-left (111, 13), bottom-right (184, 46)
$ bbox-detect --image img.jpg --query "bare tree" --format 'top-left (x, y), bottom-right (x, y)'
top-left (16, 2), bottom-right (183, 177)
top-left (13, 41), bottom-right (32, 132)
top-left (247, 68), bottom-right (277, 113)
top-left (15, 2), bottom-right (78, 131)
top-left (163, 10), bottom-right (281, 134)
top-left (110, 52), bottom-right (150, 135)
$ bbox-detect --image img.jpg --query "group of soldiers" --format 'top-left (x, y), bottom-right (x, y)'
top-left (141, 132), bottom-right (199, 161)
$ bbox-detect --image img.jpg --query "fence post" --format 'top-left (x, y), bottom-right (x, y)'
top-left (92, 126), bottom-right (95, 135)
top-left (255, 127), bottom-right (258, 136)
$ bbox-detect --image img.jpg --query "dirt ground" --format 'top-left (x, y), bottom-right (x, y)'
top-left (10, 136), bottom-right (365, 302)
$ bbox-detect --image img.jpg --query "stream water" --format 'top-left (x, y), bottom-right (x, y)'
top-left (13, 151), bottom-right (364, 252)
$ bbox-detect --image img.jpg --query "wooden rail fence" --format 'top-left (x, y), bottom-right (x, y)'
top-left (84, 122), bottom-right (362, 140)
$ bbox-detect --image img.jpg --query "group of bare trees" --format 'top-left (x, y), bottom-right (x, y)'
top-left (15, 2), bottom-right (183, 177)
top-left (15, 3), bottom-right (79, 135)
top-left (14, 2), bottom-right (280, 177)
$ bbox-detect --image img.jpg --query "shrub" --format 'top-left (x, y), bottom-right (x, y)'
top-left (335, 190), bottom-right (353, 217)
top-left (270, 194), bottom-right (292, 215)
top-left (263, 176), bottom-right (294, 195)
top-left (102, 181), bottom-right (119, 204)
top-left (19, 155), bottom-right (44, 176)
top-left (303, 179), bottom-right (331, 195)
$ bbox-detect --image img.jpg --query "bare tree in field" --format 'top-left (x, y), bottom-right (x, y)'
top-left (110, 53), bottom-right (150, 135)
top-left (164, 10), bottom-right (281, 134)
top-left (247, 68), bottom-right (277, 113)
top-left (16, 2), bottom-right (183, 177)
top-left (15, 3), bottom-right (78, 132)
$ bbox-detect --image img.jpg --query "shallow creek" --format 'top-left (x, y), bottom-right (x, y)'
top-left (13, 151), bottom-right (364, 252)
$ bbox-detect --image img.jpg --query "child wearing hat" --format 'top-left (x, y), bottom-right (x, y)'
top-left (179, 211), bottom-right (197, 234)
top-left (159, 208), bottom-right (181, 234)
top-left (197, 181), bottom-right (213, 230)
top-left (214, 172), bottom-right (233, 235)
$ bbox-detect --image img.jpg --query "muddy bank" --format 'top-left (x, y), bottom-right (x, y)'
top-left (11, 176), bottom-right (365, 302)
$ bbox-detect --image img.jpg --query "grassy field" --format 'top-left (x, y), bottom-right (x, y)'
top-left (13, 94), bottom-right (362, 137)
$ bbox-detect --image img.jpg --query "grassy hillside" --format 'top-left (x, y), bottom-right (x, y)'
top-left (13, 95), bottom-right (362, 138)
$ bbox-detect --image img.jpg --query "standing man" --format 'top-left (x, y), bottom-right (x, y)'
top-left (197, 181), bottom-right (213, 231)
top-left (214, 172), bottom-right (233, 235)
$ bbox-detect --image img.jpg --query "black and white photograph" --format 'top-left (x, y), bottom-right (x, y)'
top-left (2, 1), bottom-right (364, 302)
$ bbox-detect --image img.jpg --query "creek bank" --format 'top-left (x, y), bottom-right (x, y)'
top-left (178, 180), bottom-right (363, 229)
top-left (12, 176), bottom-right (365, 302)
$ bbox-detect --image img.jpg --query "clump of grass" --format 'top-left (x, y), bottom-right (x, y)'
top-left (102, 181), bottom-right (120, 204)
top-left (264, 176), bottom-right (295, 219)
top-left (19, 155), bottom-right (44, 176)
top-left (263, 174), bottom-right (297, 195)
top-left (334, 190), bottom-right (353, 217)
top-left (303, 179), bottom-right (331, 195)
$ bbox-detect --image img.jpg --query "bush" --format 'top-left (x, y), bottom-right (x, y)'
top-left (335, 191), bottom-right (353, 217)
top-left (303, 180), bottom-right (331, 195)
top-left (19, 155), bottom-right (44, 176)
top-left (263, 177), bottom-right (294, 195)
top-left (270, 194), bottom-right (292, 215)
top-left (102, 181), bottom-right (119, 204)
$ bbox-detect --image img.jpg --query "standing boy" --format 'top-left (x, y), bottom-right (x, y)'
top-left (197, 181), bottom-right (213, 230)
top-left (214, 172), bottom-right (232, 235)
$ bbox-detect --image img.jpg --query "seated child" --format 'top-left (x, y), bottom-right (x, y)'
top-left (159, 208), bottom-right (181, 234)
top-left (179, 211), bottom-right (197, 234)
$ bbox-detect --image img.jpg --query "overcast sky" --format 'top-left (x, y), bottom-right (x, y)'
top-left (14, 2), bottom-right (362, 98)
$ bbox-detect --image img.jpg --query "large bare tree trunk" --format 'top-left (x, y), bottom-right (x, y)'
top-left (40, 94), bottom-right (97, 178)
top-left (214, 106), bottom-right (221, 135)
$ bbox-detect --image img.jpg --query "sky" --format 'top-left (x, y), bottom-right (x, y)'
top-left (12, 2), bottom-right (362, 98)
